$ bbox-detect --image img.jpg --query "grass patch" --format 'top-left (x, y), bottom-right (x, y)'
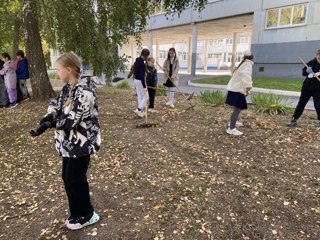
top-left (251, 93), bottom-right (293, 115)
top-left (48, 72), bottom-right (58, 80)
top-left (116, 80), bottom-right (131, 89)
top-left (199, 90), bottom-right (226, 106)
top-left (192, 76), bottom-right (303, 92)
top-left (155, 84), bottom-right (167, 96)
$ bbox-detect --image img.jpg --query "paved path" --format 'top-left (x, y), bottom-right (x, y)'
top-left (117, 71), bottom-right (315, 110)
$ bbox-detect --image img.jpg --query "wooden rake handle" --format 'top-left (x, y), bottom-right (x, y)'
top-left (299, 57), bottom-right (320, 82)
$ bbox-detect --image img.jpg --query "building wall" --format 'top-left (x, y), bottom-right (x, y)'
top-left (251, 0), bottom-right (320, 79)
top-left (148, 0), bottom-right (261, 30)
top-left (123, 0), bottom-right (320, 79)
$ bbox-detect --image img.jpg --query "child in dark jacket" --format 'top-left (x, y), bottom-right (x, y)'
top-left (16, 50), bottom-right (30, 102)
top-left (146, 57), bottom-right (158, 112)
top-left (288, 49), bottom-right (320, 127)
top-left (133, 48), bottom-right (150, 117)
top-left (30, 52), bottom-right (101, 230)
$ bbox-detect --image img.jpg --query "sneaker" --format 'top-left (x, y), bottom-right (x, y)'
top-left (134, 109), bottom-right (144, 118)
top-left (228, 121), bottom-right (243, 127)
top-left (165, 102), bottom-right (171, 106)
top-left (169, 104), bottom-right (175, 108)
top-left (65, 216), bottom-right (74, 225)
top-left (6, 102), bottom-right (18, 109)
top-left (66, 212), bottom-right (100, 230)
top-left (148, 108), bottom-right (157, 113)
top-left (226, 128), bottom-right (243, 136)
top-left (20, 96), bottom-right (30, 102)
top-left (287, 119), bottom-right (297, 127)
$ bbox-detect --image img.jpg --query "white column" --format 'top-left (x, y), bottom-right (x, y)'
top-left (231, 32), bottom-right (238, 72)
top-left (203, 40), bottom-right (208, 73)
top-left (188, 37), bottom-right (192, 73)
top-left (191, 23), bottom-right (198, 77)
top-left (156, 40), bottom-right (159, 67)
top-left (148, 30), bottom-right (153, 56)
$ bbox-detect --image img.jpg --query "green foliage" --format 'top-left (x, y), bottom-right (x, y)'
top-left (0, 1), bottom-right (24, 54)
top-left (1, 0), bottom-right (207, 82)
top-left (48, 72), bottom-right (58, 80)
top-left (251, 94), bottom-right (293, 115)
top-left (116, 80), bottom-right (131, 89)
top-left (199, 90), bottom-right (226, 106)
top-left (192, 76), bottom-right (303, 92)
top-left (155, 85), bottom-right (167, 96)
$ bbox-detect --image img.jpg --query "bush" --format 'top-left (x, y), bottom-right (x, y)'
top-left (251, 93), bottom-right (293, 115)
top-left (155, 84), bottom-right (167, 96)
top-left (116, 80), bottom-right (131, 89)
top-left (48, 72), bottom-right (58, 80)
top-left (199, 90), bottom-right (226, 106)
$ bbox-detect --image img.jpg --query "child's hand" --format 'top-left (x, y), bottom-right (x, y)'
top-left (306, 67), bottom-right (313, 74)
top-left (29, 122), bottom-right (51, 137)
top-left (246, 87), bottom-right (252, 96)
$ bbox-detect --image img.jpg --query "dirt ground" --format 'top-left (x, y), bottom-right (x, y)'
top-left (0, 87), bottom-right (319, 240)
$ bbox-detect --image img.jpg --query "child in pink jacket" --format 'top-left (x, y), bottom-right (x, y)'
top-left (0, 53), bottom-right (18, 109)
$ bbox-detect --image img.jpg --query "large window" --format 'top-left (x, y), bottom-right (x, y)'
top-left (178, 52), bottom-right (188, 61)
top-left (237, 37), bottom-right (249, 45)
top-left (208, 53), bottom-right (223, 59)
top-left (226, 38), bottom-right (233, 46)
top-left (266, 4), bottom-right (307, 29)
top-left (208, 39), bottom-right (223, 46)
top-left (159, 50), bottom-right (167, 59)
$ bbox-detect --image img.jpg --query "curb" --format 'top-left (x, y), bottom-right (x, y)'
top-left (188, 80), bottom-right (301, 97)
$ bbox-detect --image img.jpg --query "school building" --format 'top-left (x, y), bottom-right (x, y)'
top-left (120, 0), bottom-right (320, 79)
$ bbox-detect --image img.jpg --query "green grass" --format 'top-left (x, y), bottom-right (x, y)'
top-left (251, 93), bottom-right (293, 115)
top-left (191, 76), bottom-right (303, 92)
top-left (48, 72), bottom-right (58, 80)
top-left (199, 90), bottom-right (226, 106)
top-left (116, 80), bottom-right (131, 89)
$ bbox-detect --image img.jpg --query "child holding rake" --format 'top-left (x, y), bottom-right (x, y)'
top-left (226, 51), bottom-right (254, 136)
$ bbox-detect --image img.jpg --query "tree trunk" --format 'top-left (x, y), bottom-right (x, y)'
top-left (12, 15), bottom-right (21, 58)
top-left (23, 0), bottom-right (55, 101)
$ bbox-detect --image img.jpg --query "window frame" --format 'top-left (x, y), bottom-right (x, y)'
top-left (265, 3), bottom-right (308, 30)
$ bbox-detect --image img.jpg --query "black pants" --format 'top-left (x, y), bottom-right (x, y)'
top-left (293, 87), bottom-right (320, 120)
top-left (62, 155), bottom-right (94, 218)
top-left (148, 88), bottom-right (156, 109)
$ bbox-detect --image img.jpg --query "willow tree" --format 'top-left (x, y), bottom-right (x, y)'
top-left (3, 0), bottom-right (207, 100)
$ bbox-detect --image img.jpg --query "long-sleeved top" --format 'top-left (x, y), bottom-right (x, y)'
top-left (43, 77), bottom-right (101, 158)
top-left (0, 61), bottom-right (17, 89)
top-left (16, 58), bottom-right (29, 80)
top-left (163, 57), bottom-right (179, 82)
top-left (134, 57), bottom-right (147, 88)
top-left (302, 58), bottom-right (320, 91)
top-left (146, 66), bottom-right (158, 87)
top-left (227, 59), bottom-right (253, 95)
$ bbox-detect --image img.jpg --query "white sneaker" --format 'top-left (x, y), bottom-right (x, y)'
top-left (226, 128), bottom-right (243, 136)
top-left (148, 108), bottom-right (157, 113)
top-left (165, 102), bottom-right (171, 106)
top-left (66, 212), bottom-right (100, 230)
top-left (134, 109), bottom-right (144, 118)
top-left (228, 121), bottom-right (244, 127)
top-left (169, 104), bottom-right (175, 108)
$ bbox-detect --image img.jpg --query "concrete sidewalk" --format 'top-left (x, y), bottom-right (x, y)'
top-left (117, 71), bottom-right (315, 110)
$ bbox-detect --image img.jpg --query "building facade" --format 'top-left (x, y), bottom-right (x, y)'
top-left (120, 0), bottom-right (320, 79)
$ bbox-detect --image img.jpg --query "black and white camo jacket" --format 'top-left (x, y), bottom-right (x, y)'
top-left (45, 77), bottom-right (101, 158)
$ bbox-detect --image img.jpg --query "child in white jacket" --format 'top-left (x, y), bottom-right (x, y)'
top-left (226, 51), bottom-right (254, 136)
